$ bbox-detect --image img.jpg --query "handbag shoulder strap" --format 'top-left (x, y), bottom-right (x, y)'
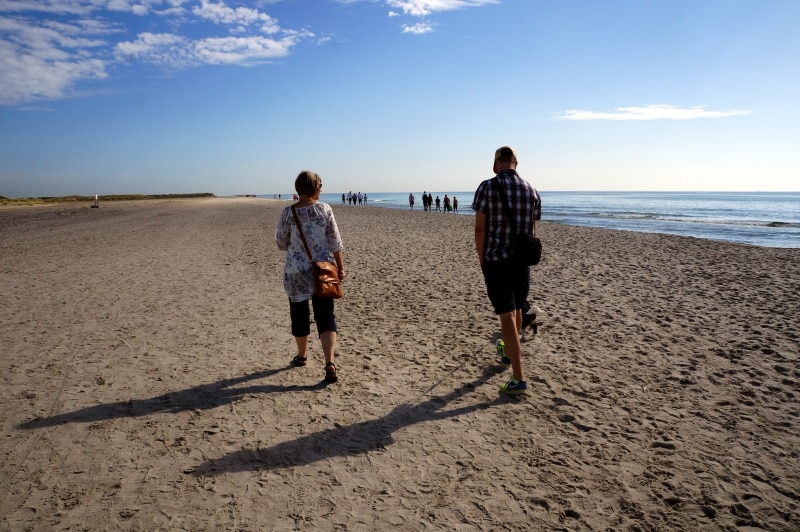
top-left (291, 205), bottom-right (313, 261)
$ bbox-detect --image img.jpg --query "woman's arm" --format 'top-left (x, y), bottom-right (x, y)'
top-left (276, 208), bottom-right (291, 251)
top-left (333, 250), bottom-right (345, 280)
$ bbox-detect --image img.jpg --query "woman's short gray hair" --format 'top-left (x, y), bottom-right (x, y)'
top-left (295, 171), bottom-right (321, 196)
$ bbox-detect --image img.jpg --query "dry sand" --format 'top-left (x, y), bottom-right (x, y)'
top-left (1, 197), bottom-right (798, 531)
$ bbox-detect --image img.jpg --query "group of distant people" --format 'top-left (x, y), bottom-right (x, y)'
top-left (410, 192), bottom-right (458, 213)
top-left (343, 191), bottom-right (367, 206)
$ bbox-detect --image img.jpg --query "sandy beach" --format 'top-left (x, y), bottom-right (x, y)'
top-left (1, 197), bottom-right (798, 531)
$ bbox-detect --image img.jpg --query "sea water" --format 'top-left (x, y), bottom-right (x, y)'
top-left (542, 192), bottom-right (800, 249)
top-left (266, 191), bottom-right (800, 249)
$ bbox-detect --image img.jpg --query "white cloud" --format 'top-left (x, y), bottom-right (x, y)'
top-left (386, 0), bottom-right (499, 17)
top-left (193, 0), bottom-right (280, 34)
top-left (0, 0), bottom-right (311, 106)
top-left (345, 0), bottom-right (497, 32)
top-left (402, 21), bottom-right (433, 34)
top-left (193, 35), bottom-right (299, 65)
top-left (0, 15), bottom-right (110, 105)
top-left (114, 29), bottom-right (310, 67)
top-left (554, 105), bottom-right (753, 121)
top-left (1, 0), bottom-right (500, 105)
top-left (154, 6), bottom-right (185, 16)
top-left (0, 41), bottom-right (107, 105)
top-left (107, 0), bottom-right (152, 15)
top-left (0, 0), bottom-right (98, 16)
top-left (114, 32), bottom-right (189, 67)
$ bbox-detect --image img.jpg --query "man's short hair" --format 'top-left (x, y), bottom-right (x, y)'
top-left (494, 146), bottom-right (518, 164)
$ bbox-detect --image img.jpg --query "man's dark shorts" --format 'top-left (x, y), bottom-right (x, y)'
top-left (481, 257), bottom-right (530, 315)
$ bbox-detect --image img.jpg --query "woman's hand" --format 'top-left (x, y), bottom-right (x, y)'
top-left (333, 250), bottom-right (345, 281)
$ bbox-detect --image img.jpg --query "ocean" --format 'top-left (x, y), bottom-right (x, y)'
top-left (265, 191), bottom-right (800, 249)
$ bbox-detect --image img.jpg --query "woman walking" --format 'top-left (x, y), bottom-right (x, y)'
top-left (275, 171), bottom-right (345, 383)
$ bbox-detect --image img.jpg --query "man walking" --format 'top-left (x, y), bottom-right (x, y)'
top-left (472, 146), bottom-right (541, 394)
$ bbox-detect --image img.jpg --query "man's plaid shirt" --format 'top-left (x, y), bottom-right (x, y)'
top-left (471, 169), bottom-right (541, 262)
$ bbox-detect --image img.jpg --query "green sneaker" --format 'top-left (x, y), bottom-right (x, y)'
top-left (496, 340), bottom-right (511, 366)
top-left (499, 378), bottom-right (528, 395)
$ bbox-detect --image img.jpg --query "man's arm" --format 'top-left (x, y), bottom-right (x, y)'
top-left (475, 210), bottom-right (487, 266)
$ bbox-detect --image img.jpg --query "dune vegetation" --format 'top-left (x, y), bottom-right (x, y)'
top-left (0, 193), bottom-right (215, 206)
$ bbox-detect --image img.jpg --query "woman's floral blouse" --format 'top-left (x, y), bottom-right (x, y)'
top-left (276, 202), bottom-right (343, 302)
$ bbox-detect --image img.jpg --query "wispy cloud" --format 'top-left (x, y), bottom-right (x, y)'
top-left (373, 0), bottom-right (498, 31)
top-left (1, 0), bottom-right (499, 106)
top-left (0, 0), bottom-right (98, 16)
top-left (113, 30), bottom-right (310, 68)
top-left (0, 0), bottom-right (312, 106)
top-left (554, 105), bottom-right (753, 121)
top-left (193, 35), bottom-right (305, 65)
top-left (402, 21), bottom-right (434, 34)
top-left (192, 0), bottom-right (280, 34)
top-left (0, 13), bottom-right (110, 105)
top-left (386, 0), bottom-right (499, 17)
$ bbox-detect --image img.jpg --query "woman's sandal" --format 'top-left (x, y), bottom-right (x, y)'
top-left (292, 355), bottom-right (307, 367)
top-left (324, 361), bottom-right (338, 383)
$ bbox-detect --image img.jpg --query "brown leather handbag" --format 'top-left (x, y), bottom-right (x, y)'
top-left (291, 206), bottom-right (342, 299)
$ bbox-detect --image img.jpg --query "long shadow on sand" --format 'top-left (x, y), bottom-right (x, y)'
top-left (18, 365), bottom-right (319, 429)
top-left (192, 365), bottom-right (508, 475)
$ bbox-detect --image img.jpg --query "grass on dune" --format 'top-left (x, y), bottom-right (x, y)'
top-left (0, 193), bottom-right (215, 206)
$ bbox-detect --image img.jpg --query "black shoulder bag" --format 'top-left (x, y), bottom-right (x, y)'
top-left (494, 177), bottom-right (542, 266)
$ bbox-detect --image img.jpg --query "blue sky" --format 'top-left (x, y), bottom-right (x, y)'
top-left (1, 0), bottom-right (798, 197)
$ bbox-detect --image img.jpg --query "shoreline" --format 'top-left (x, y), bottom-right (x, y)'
top-left (4, 192), bottom-right (797, 248)
top-left (1, 197), bottom-right (798, 530)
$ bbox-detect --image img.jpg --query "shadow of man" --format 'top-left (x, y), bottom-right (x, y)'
top-left (192, 365), bottom-right (508, 475)
top-left (18, 365), bottom-right (319, 429)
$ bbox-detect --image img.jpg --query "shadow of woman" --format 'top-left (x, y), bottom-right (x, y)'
top-left (191, 365), bottom-right (508, 475)
top-left (18, 364), bottom-right (321, 429)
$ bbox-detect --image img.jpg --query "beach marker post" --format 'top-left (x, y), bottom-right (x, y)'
top-left (91, 194), bottom-right (99, 208)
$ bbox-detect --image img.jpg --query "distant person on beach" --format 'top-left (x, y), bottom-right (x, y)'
top-left (276, 171), bottom-right (345, 384)
top-left (453, 196), bottom-right (459, 213)
top-left (342, 193), bottom-right (346, 205)
top-left (409, 193), bottom-right (415, 210)
top-left (443, 195), bottom-right (451, 213)
top-left (472, 146), bottom-right (541, 395)
top-left (422, 192), bottom-right (428, 211)
top-left (435, 196), bottom-right (441, 212)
